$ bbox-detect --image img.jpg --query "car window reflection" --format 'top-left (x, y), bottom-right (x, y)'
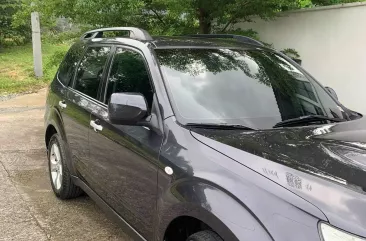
top-left (156, 49), bottom-right (346, 129)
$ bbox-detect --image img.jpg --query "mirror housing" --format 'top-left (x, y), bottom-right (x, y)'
top-left (325, 87), bottom-right (338, 100)
top-left (108, 93), bottom-right (148, 125)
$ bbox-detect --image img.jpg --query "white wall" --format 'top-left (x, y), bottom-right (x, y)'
top-left (237, 2), bottom-right (366, 114)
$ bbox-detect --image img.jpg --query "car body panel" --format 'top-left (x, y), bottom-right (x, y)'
top-left (88, 102), bottom-right (162, 240)
top-left (45, 78), bottom-right (81, 174)
top-left (191, 118), bottom-right (366, 237)
top-left (44, 80), bottom-right (65, 140)
top-left (83, 43), bottom-right (165, 240)
top-left (156, 117), bottom-right (324, 241)
top-left (61, 89), bottom-right (94, 178)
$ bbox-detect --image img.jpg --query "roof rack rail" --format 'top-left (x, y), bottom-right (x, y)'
top-left (81, 27), bottom-right (153, 41)
top-left (187, 34), bottom-right (264, 46)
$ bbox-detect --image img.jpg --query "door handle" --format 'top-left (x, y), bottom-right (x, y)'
top-left (58, 100), bottom-right (67, 109)
top-left (90, 120), bottom-right (103, 132)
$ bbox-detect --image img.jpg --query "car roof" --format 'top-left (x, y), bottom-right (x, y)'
top-left (83, 36), bottom-right (268, 50)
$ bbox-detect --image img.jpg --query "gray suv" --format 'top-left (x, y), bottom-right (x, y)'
top-left (45, 27), bottom-right (366, 241)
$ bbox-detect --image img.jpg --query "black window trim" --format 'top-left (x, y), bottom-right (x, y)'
top-left (68, 87), bottom-right (106, 107)
top-left (69, 43), bottom-right (115, 101)
top-left (100, 44), bottom-right (157, 108)
top-left (56, 72), bottom-right (67, 88)
top-left (56, 43), bottom-right (87, 88)
top-left (88, 44), bottom-right (164, 135)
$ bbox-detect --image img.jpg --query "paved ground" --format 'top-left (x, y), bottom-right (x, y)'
top-left (0, 89), bottom-right (131, 241)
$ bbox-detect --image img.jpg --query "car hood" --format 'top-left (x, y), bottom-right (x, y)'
top-left (190, 117), bottom-right (366, 237)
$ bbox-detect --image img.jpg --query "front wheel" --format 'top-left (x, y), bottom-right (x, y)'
top-left (48, 133), bottom-right (83, 199)
top-left (187, 231), bottom-right (223, 241)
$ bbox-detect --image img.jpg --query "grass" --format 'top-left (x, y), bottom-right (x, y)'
top-left (0, 43), bottom-right (69, 95)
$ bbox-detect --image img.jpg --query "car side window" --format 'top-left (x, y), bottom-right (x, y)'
top-left (57, 42), bottom-right (85, 86)
top-left (105, 48), bottom-right (154, 108)
top-left (74, 46), bottom-right (111, 99)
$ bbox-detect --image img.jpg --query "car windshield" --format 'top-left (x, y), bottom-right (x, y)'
top-left (156, 48), bottom-right (349, 129)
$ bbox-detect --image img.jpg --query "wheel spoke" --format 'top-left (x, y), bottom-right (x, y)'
top-left (50, 144), bottom-right (55, 155)
top-left (59, 163), bottom-right (63, 175)
top-left (56, 172), bottom-right (61, 190)
top-left (53, 144), bottom-right (61, 162)
top-left (51, 171), bottom-right (57, 183)
top-left (58, 171), bottom-right (62, 189)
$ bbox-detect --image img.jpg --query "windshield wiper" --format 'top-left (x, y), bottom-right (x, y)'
top-left (273, 115), bottom-right (345, 128)
top-left (186, 123), bottom-right (255, 130)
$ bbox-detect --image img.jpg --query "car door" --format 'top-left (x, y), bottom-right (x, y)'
top-left (88, 47), bottom-right (163, 240)
top-left (62, 45), bottom-right (112, 179)
top-left (50, 41), bottom-right (85, 136)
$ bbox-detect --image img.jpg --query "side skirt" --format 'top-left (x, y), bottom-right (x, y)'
top-left (71, 176), bottom-right (147, 241)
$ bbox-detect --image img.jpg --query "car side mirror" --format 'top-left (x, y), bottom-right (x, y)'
top-left (325, 87), bottom-right (338, 100)
top-left (108, 93), bottom-right (148, 125)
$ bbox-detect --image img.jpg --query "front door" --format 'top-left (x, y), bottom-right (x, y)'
top-left (88, 47), bottom-right (162, 240)
top-left (64, 45), bottom-right (112, 180)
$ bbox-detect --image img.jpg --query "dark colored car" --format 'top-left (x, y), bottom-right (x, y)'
top-left (45, 27), bottom-right (366, 241)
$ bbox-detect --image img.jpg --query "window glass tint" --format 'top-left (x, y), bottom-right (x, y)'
top-left (156, 49), bottom-right (348, 129)
top-left (58, 42), bottom-right (85, 85)
top-left (74, 46), bottom-right (111, 99)
top-left (105, 48), bottom-right (153, 108)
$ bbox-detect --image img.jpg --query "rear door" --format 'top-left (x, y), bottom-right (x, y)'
top-left (48, 42), bottom-right (85, 131)
top-left (88, 46), bottom-right (163, 240)
top-left (62, 45), bottom-right (112, 179)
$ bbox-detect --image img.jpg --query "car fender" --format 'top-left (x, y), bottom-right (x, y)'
top-left (155, 177), bottom-right (273, 241)
top-left (45, 106), bottom-right (75, 174)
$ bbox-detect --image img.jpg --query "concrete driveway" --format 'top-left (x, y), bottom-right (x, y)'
top-left (0, 90), bottom-right (131, 241)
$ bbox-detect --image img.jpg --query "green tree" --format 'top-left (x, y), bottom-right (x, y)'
top-left (17, 0), bottom-right (303, 35)
top-left (12, 0), bottom-right (363, 45)
top-left (0, 0), bottom-right (29, 46)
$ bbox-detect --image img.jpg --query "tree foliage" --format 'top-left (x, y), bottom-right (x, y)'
top-left (0, 0), bottom-right (29, 46)
top-left (10, 0), bottom-right (363, 46)
top-left (16, 0), bottom-right (304, 35)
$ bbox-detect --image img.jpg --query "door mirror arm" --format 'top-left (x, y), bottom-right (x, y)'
top-left (138, 113), bottom-right (163, 136)
top-left (138, 93), bottom-right (164, 136)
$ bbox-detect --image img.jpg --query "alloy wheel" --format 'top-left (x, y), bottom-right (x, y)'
top-left (49, 143), bottom-right (63, 190)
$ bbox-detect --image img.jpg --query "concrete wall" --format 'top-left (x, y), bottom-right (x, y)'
top-left (237, 2), bottom-right (366, 114)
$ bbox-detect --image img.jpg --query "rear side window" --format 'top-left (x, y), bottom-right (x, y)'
top-left (74, 46), bottom-right (111, 99)
top-left (104, 48), bottom-right (153, 108)
top-left (57, 42), bottom-right (84, 86)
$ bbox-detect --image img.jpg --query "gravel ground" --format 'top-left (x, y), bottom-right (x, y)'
top-left (0, 93), bottom-right (18, 102)
top-left (0, 89), bottom-right (131, 241)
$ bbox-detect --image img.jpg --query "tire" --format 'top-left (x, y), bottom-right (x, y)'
top-left (187, 231), bottom-right (223, 241)
top-left (48, 133), bottom-right (83, 199)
